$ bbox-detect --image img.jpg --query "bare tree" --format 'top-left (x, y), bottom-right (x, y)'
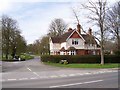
top-left (48, 18), bottom-right (67, 37)
top-left (81, 0), bottom-right (108, 64)
top-left (106, 1), bottom-right (120, 51)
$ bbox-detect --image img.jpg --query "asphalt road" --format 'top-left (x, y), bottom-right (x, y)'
top-left (1, 57), bottom-right (119, 88)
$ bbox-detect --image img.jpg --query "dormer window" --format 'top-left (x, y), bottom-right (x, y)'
top-left (72, 39), bottom-right (78, 45)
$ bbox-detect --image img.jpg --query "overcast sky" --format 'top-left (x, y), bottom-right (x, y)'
top-left (0, 0), bottom-right (118, 44)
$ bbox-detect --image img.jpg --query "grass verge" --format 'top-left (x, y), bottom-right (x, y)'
top-left (43, 62), bottom-right (119, 68)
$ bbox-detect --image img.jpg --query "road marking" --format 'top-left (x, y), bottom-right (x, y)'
top-left (19, 78), bottom-right (28, 80)
top-left (33, 72), bottom-right (40, 77)
top-left (39, 76), bottom-right (48, 79)
top-left (50, 75), bottom-right (58, 78)
top-left (59, 74), bottom-right (67, 77)
top-left (7, 79), bottom-right (17, 81)
top-left (76, 73), bottom-right (84, 76)
top-left (68, 74), bottom-right (76, 77)
top-left (49, 80), bottom-right (103, 88)
top-left (84, 72), bottom-right (91, 75)
top-left (30, 77), bottom-right (38, 80)
top-left (27, 67), bottom-right (32, 71)
top-left (26, 67), bottom-right (41, 78)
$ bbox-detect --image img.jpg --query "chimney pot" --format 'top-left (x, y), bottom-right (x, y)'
top-left (88, 28), bottom-right (92, 35)
top-left (68, 28), bottom-right (72, 32)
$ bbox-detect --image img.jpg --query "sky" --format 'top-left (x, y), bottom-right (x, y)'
top-left (0, 0), bottom-right (118, 44)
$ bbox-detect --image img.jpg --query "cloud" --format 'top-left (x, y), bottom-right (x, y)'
top-left (0, 0), bottom-right (12, 12)
top-left (0, 0), bottom-right (118, 44)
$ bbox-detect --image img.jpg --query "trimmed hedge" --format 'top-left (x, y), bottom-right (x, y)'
top-left (41, 55), bottom-right (120, 63)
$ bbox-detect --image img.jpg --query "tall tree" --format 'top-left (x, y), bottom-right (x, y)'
top-left (26, 36), bottom-right (49, 55)
top-left (106, 1), bottom-right (120, 51)
top-left (2, 15), bottom-right (26, 59)
top-left (82, 0), bottom-right (108, 64)
top-left (39, 36), bottom-right (49, 55)
top-left (48, 18), bottom-right (67, 37)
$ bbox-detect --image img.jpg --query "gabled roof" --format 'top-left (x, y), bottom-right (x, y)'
top-left (50, 29), bottom-right (98, 45)
top-left (51, 37), bottom-right (61, 43)
top-left (51, 30), bottom-right (73, 43)
top-left (66, 30), bottom-right (85, 41)
top-left (81, 34), bottom-right (97, 44)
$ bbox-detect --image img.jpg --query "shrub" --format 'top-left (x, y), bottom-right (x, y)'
top-left (41, 55), bottom-right (120, 63)
top-left (114, 50), bottom-right (120, 56)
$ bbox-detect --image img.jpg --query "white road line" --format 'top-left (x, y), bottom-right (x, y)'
top-left (39, 76), bottom-right (48, 79)
top-left (7, 79), bottom-right (17, 81)
top-left (49, 79), bottom-right (103, 88)
top-left (84, 72), bottom-right (91, 75)
top-left (19, 78), bottom-right (28, 80)
top-left (50, 75), bottom-right (58, 78)
top-left (59, 74), bottom-right (67, 77)
top-left (75, 73), bottom-right (84, 76)
top-left (30, 77), bottom-right (38, 80)
top-left (33, 72), bottom-right (40, 77)
top-left (27, 67), bottom-right (41, 78)
top-left (27, 67), bottom-right (32, 71)
top-left (68, 74), bottom-right (76, 77)
top-left (92, 72), bottom-right (100, 74)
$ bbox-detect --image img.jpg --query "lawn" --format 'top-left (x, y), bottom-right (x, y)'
top-left (1, 53), bottom-right (34, 61)
top-left (44, 62), bottom-right (119, 68)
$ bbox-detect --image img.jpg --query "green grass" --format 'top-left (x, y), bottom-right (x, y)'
top-left (20, 54), bottom-right (34, 60)
top-left (44, 62), bottom-right (119, 68)
top-left (2, 53), bottom-right (34, 61)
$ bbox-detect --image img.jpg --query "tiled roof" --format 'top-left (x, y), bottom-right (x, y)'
top-left (81, 34), bottom-right (97, 44)
top-left (51, 30), bottom-right (98, 45)
top-left (51, 30), bottom-right (73, 43)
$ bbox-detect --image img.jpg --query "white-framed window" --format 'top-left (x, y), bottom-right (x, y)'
top-left (72, 39), bottom-right (78, 45)
top-left (71, 51), bottom-right (76, 55)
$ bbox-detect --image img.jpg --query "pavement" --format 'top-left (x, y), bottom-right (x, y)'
top-left (1, 57), bottom-right (119, 88)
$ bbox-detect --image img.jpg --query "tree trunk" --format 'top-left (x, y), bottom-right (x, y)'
top-left (100, 30), bottom-right (104, 65)
top-left (5, 49), bottom-right (9, 60)
top-left (100, 45), bottom-right (104, 65)
top-left (117, 27), bottom-right (120, 51)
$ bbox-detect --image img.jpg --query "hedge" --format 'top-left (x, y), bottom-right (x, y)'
top-left (41, 55), bottom-right (120, 63)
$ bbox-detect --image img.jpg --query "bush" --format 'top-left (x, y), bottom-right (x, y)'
top-left (114, 50), bottom-right (120, 56)
top-left (41, 55), bottom-right (120, 63)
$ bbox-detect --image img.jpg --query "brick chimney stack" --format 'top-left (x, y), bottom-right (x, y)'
top-left (77, 23), bottom-right (81, 34)
top-left (88, 28), bottom-right (92, 35)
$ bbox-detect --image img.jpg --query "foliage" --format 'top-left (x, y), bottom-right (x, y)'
top-left (41, 55), bottom-right (120, 63)
top-left (2, 53), bottom-right (34, 61)
top-left (20, 53), bottom-right (34, 60)
top-left (26, 35), bottom-right (49, 55)
top-left (1, 15), bottom-right (27, 60)
top-left (114, 50), bottom-right (120, 56)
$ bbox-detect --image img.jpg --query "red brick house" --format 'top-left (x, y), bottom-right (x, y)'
top-left (49, 24), bottom-right (100, 55)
